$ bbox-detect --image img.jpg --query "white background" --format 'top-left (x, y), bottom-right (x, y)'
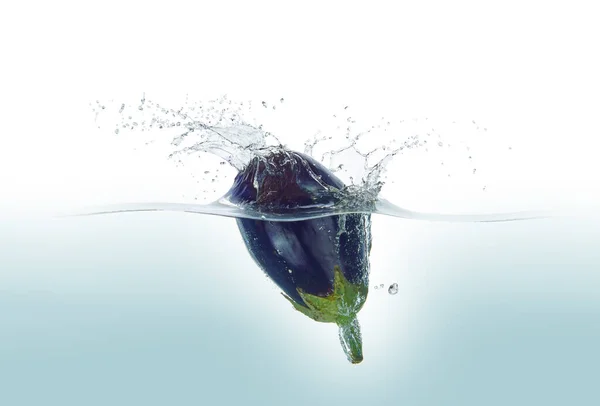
top-left (1, 0), bottom-right (599, 216)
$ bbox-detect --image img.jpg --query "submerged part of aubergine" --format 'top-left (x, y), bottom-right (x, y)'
top-left (225, 150), bottom-right (372, 364)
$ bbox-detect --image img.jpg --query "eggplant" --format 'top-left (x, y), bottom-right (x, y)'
top-left (224, 150), bottom-right (372, 363)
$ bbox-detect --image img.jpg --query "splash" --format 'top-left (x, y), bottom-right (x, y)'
top-left (80, 94), bottom-right (553, 223)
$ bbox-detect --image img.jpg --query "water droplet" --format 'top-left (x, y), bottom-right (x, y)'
top-left (280, 98), bottom-right (284, 103)
top-left (373, 285), bottom-right (379, 290)
top-left (388, 283), bottom-right (398, 295)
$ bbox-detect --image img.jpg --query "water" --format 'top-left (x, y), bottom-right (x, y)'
top-left (2, 95), bottom-right (598, 403)
top-left (72, 95), bottom-right (565, 365)
top-left (2, 200), bottom-right (598, 405)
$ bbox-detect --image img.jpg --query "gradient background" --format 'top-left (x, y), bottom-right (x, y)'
top-left (2, 1), bottom-right (600, 405)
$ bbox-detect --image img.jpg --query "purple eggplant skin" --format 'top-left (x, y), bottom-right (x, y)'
top-left (224, 150), bottom-right (372, 307)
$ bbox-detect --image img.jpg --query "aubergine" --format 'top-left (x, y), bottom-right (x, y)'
top-left (224, 150), bottom-right (372, 364)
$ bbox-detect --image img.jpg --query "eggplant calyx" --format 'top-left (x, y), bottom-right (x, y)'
top-left (281, 265), bottom-right (367, 363)
top-left (283, 265), bottom-right (367, 323)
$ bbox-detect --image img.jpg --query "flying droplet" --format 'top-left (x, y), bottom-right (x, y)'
top-left (262, 101), bottom-right (267, 108)
top-left (379, 284), bottom-right (384, 289)
top-left (388, 283), bottom-right (398, 295)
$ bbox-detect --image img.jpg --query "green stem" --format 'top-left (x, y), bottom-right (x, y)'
top-left (337, 316), bottom-right (363, 364)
